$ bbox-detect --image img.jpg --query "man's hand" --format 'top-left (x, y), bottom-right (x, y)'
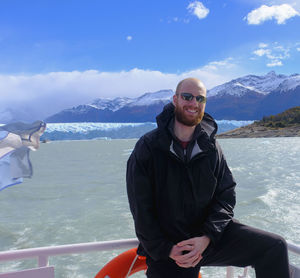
top-left (169, 236), bottom-right (211, 268)
top-left (169, 244), bottom-right (193, 261)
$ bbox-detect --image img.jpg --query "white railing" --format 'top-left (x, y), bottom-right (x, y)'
top-left (0, 239), bottom-right (299, 278)
top-left (0, 239), bottom-right (139, 268)
top-left (288, 241), bottom-right (300, 255)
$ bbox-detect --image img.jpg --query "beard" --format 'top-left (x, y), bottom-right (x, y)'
top-left (174, 105), bottom-right (204, 127)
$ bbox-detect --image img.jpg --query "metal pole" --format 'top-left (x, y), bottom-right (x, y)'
top-left (226, 266), bottom-right (234, 278)
top-left (38, 255), bottom-right (49, 267)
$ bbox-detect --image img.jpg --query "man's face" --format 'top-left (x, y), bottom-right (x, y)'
top-left (173, 81), bottom-right (206, 127)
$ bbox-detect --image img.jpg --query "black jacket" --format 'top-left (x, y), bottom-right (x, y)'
top-left (126, 103), bottom-right (236, 261)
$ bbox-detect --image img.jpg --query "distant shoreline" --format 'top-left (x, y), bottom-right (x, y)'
top-left (217, 123), bottom-right (300, 138)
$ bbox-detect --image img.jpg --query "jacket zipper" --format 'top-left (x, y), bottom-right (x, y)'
top-left (169, 148), bottom-right (208, 166)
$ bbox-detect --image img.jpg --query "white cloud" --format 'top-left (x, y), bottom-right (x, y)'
top-left (245, 4), bottom-right (299, 25)
top-left (261, 0), bottom-right (300, 11)
top-left (126, 36), bottom-right (132, 41)
top-left (202, 58), bottom-right (235, 71)
top-left (0, 61), bottom-right (242, 121)
top-left (253, 42), bottom-right (290, 67)
top-left (297, 48), bottom-right (300, 52)
top-left (258, 43), bottom-right (268, 48)
top-left (187, 1), bottom-right (209, 20)
top-left (253, 48), bottom-right (271, 57)
top-left (267, 61), bottom-right (283, 67)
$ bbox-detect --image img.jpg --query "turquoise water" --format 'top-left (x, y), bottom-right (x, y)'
top-left (0, 138), bottom-right (299, 277)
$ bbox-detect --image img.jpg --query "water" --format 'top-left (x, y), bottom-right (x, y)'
top-left (0, 137), bottom-right (299, 277)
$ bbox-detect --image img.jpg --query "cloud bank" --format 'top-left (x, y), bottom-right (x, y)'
top-left (245, 4), bottom-right (299, 25)
top-left (0, 60), bottom-right (239, 121)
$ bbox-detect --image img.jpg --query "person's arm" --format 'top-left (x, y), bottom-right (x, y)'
top-left (126, 138), bottom-right (174, 260)
top-left (202, 141), bottom-right (236, 244)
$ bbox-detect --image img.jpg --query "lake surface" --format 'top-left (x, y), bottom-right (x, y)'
top-left (0, 137), bottom-right (299, 277)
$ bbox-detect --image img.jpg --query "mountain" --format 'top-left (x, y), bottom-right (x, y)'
top-left (207, 71), bottom-right (289, 97)
top-left (205, 71), bottom-right (300, 120)
top-left (45, 71), bottom-right (300, 123)
top-left (46, 90), bottom-right (173, 123)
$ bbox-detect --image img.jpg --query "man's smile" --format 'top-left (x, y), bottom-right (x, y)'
top-left (185, 107), bottom-right (199, 115)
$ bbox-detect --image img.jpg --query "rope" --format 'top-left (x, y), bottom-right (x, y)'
top-left (125, 254), bottom-right (139, 278)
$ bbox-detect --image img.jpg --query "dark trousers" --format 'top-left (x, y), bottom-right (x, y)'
top-left (146, 220), bottom-right (291, 278)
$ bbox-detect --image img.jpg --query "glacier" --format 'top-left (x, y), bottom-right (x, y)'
top-left (41, 120), bottom-right (254, 141)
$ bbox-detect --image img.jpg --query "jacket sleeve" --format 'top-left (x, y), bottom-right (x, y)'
top-left (126, 138), bottom-right (174, 261)
top-left (202, 141), bottom-right (236, 244)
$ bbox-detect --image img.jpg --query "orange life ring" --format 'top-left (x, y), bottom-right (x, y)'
top-left (95, 247), bottom-right (202, 278)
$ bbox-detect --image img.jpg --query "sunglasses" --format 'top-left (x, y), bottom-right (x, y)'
top-left (179, 93), bottom-right (207, 103)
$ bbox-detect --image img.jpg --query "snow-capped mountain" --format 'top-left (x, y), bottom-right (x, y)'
top-left (207, 71), bottom-right (295, 97)
top-left (129, 90), bottom-right (173, 107)
top-left (44, 72), bottom-right (300, 122)
top-left (88, 90), bottom-right (173, 111)
top-left (89, 97), bottom-right (132, 112)
top-left (45, 90), bottom-right (173, 123)
top-left (276, 74), bottom-right (300, 92)
top-left (205, 71), bottom-right (300, 120)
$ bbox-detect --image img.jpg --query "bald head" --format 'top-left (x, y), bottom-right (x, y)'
top-left (175, 78), bottom-right (206, 96)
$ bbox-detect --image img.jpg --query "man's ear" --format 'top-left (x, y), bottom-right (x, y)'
top-left (172, 94), bottom-right (177, 106)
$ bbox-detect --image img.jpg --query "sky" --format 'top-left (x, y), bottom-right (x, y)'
top-left (0, 0), bottom-right (299, 120)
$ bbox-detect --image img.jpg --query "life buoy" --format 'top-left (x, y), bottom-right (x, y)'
top-left (95, 248), bottom-right (146, 278)
top-left (95, 247), bottom-right (202, 278)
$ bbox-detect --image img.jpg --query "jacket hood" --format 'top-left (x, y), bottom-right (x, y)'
top-left (156, 102), bottom-right (218, 140)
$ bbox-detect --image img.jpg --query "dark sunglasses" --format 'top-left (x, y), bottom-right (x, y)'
top-left (180, 92), bottom-right (207, 103)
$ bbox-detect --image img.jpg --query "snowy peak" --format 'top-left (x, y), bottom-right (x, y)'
top-left (207, 81), bottom-right (263, 97)
top-left (237, 71), bottom-right (287, 93)
top-left (87, 89), bottom-right (173, 111)
top-left (129, 89), bottom-right (173, 107)
top-left (89, 97), bottom-right (132, 112)
top-left (207, 71), bottom-right (299, 97)
top-left (45, 89), bottom-right (174, 123)
top-left (277, 74), bottom-right (300, 92)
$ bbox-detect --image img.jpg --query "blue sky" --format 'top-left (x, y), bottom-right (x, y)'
top-left (0, 0), bottom-right (300, 119)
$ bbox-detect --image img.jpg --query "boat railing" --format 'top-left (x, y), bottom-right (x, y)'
top-left (0, 238), bottom-right (299, 278)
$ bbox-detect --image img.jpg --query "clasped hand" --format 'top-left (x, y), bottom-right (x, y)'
top-left (169, 236), bottom-right (210, 268)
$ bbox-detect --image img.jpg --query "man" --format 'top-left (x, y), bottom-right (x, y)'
top-left (126, 78), bottom-right (290, 277)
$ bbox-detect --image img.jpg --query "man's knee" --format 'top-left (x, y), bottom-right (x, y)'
top-left (271, 235), bottom-right (288, 255)
top-left (253, 233), bottom-right (289, 267)
top-left (253, 234), bottom-right (290, 278)
top-left (264, 232), bottom-right (288, 251)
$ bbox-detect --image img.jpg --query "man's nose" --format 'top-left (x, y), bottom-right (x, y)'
top-left (190, 97), bottom-right (199, 105)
